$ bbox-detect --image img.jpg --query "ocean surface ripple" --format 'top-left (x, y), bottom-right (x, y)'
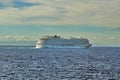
top-left (0, 47), bottom-right (120, 80)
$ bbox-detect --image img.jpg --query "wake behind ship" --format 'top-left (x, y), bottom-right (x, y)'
top-left (36, 35), bottom-right (92, 48)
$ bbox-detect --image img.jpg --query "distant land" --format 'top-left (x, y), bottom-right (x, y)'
top-left (0, 41), bottom-right (119, 47)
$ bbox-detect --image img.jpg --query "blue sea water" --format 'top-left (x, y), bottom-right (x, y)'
top-left (0, 47), bottom-right (120, 80)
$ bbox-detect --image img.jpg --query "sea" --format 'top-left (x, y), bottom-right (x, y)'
top-left (0, 47), bottom-right (120, 80)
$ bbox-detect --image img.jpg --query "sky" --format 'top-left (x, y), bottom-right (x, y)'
top-left (0, 0), bottom-right (120, 46)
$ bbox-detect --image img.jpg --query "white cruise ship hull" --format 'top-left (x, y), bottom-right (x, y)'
top-left (36, 35), bottom-right (92, 48)
top-left (36, 44), bottom-right (92, 48)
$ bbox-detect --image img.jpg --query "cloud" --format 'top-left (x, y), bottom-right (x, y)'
top-left (0, 0), bottom-right (12, 9)
top-left (4, 35), bottom-right (36, 41)
top-left (109, 37), bottom-right (116, 40)
top-left (0, 0), bottom-right (120, 27)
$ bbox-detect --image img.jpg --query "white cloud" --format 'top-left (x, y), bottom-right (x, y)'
top-left (0, 0), bottom-right (12, 6)
top-left (109, 37), bottom-right (116, 40)
top-left (0, 0), bottom-right (120, 27)
top-left (4, 35), bottom-right (36, 41)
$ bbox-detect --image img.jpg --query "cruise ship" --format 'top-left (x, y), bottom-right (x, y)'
top-left (36, 35), bottom-right (92, 48)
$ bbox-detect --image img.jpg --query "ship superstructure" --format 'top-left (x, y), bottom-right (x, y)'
top-left (36, 35), bottom-right (92, 48)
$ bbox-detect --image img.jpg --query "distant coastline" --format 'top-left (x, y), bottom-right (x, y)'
top-left (0, 41), bottom-right (119, 48)
top-left (0, 44), bottom-right (120, 48)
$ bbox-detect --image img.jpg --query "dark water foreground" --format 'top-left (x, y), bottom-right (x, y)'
top-left (0, 47), bottom-right (120, 80)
